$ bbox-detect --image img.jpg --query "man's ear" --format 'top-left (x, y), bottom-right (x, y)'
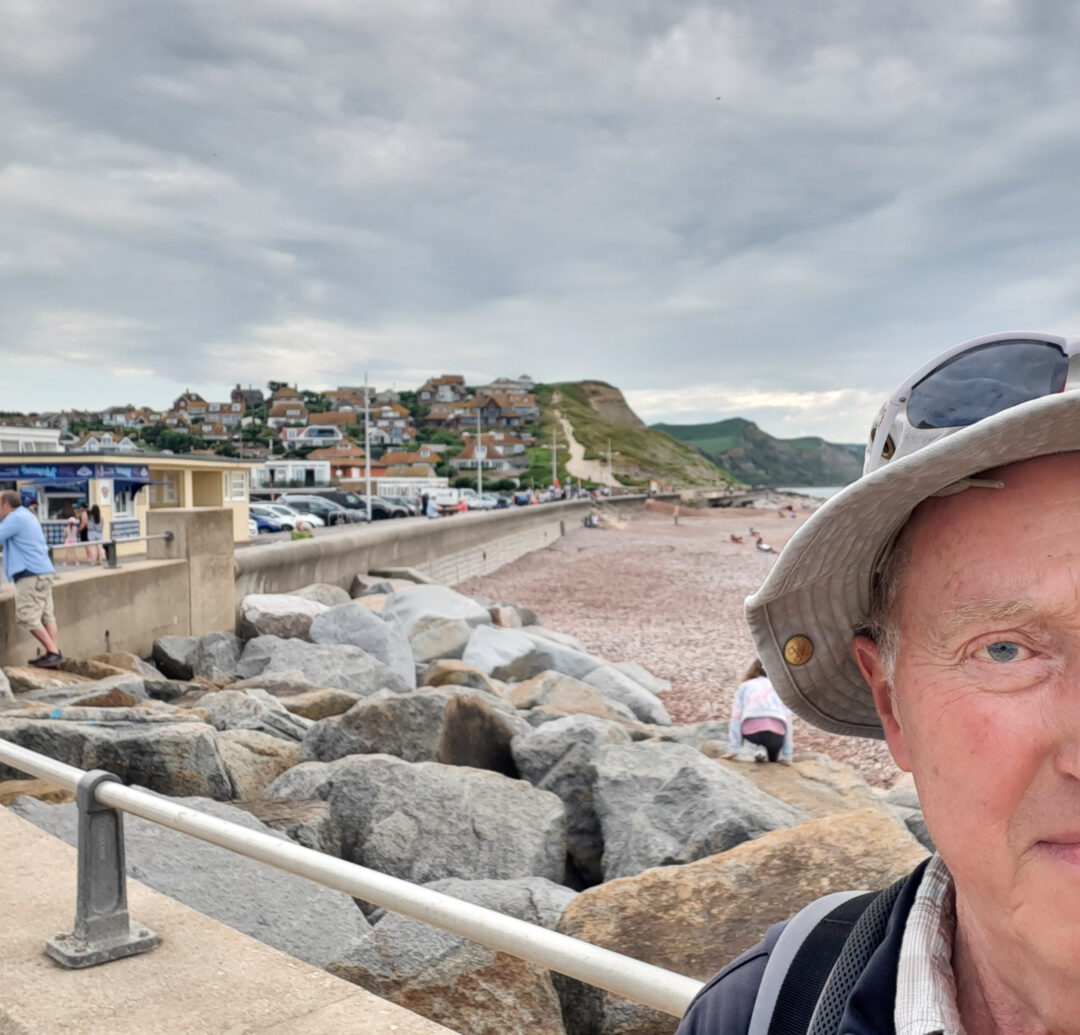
top-left (851, 635), bottom-right (912, 772)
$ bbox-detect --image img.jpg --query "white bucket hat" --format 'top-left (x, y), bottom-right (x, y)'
top-left (745, 331), bottom-right (1080, 738)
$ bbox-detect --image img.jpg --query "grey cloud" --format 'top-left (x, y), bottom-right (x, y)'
top-left (3, 0), bottom-right (1080, 438)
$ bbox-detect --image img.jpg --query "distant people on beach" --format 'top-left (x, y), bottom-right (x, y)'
top-left (754, 535), bottom-right (774, 553)
top-left (721, 659), bottom-right (792, 764)
top-left (729, 533), bottom-right (744, 544)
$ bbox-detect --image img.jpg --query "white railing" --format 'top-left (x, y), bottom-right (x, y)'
top-left (0, 739), bottom-right (703, 1018)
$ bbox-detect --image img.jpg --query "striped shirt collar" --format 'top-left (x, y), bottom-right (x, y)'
top-left (894, 854), bottom-right (965, 1035)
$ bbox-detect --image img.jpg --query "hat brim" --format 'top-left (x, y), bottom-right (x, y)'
top-left (744, 392), bottom-right (1080, 738)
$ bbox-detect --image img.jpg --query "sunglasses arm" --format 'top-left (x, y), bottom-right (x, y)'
top-left (866, 396), bottom-right (905, 473)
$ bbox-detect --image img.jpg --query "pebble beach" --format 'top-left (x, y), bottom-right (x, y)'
top-left (458, 497), bottom-right (902, 789)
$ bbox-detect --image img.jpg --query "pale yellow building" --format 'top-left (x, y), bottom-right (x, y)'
top-left (0, 452), bottom-right (258, 555)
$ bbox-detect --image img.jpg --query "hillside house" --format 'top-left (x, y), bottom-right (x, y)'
top-left (232, 384), bottom-right (264, 410)
top-left (308, 411), bottom-right (355, 429)
top-left (68, 432), bottom-right (141, 453)
top-left (271, 386), bottom-right (302, 402)
top-left (417, 375), bottom-right (468, 405)
top-left (281, 425), bottom-right (344, 447)
top-left (308, 443), bottom-right (370, 482)
top-left (206, 401), bottom-right (245, 426)
top-left (199, 422), bottom-right (231, 443)
top-left (267, 400), bottom-right (309, 428)
top-left (379, 445), bottom-right (440, 466)
top-left (449, 432), bottom-right (528, 474)
top-left (0, 424), bottom-right (63, 453)
top-left (482, 375), bottom-right (536, 394)
top-left (163, 410), bottom-right (192, 428)
top-left (173, 391), bottom-right (208, 417)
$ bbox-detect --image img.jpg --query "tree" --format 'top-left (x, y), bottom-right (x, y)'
top-left (267, 381), bottom-right (289, 394)
top-left (302, 390), bottom-right (330, 413)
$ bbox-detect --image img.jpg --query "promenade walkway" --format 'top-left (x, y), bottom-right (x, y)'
top-left (0, 806), bottom-right (455, 1034)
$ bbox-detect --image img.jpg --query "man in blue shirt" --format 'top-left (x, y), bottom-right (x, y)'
top-left (0, 490), bottom-right (62, 667)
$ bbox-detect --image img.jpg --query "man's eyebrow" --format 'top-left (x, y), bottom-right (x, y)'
top-left (920, 598), bottom-right (1047, 648)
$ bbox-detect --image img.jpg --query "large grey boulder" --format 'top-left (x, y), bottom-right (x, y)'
top-left (512, 715), bottom-right (633, 885)
top-left (647, 720), bottom-right (730, 748)
top-left (238, 593), bottom-right (329, 641)
top-left (216, 729), bottom-right (301, 799)
top-left (264, 754), bottom-right (567, 884)
top-left (309, 602), bottom-right (416, 689)
top-left (11, 796), bottom-right (368, 967)
top-left (232, 797), bottom-right (342, 857)
top-left (198, 688), bottom-right (312, 742)
top-left (193, 631), bottom-right (243, 685)
top-left (330, 876), bottom-right (575, 1035)
top-left (507, 671), bottom-right (638, 725)
top-left (408, 615), bottom-right (472, 663)
top-left (612, 660), bottom-right (671, 696)
top-left (582, 665), bottom-right (671, 726)
top-left (301, 688), bottom-right (526, 775)
top-left (236, 636), bottom-right (410, 696)
top-left (462, 625), bottom-right (607, 683)
top-left (151, 635), bottom-right (198, 680)
top-left (14, 673), bottom-right (148, 709)
top-left (292, 582), bottom-right (352, 608)
top-left (594, 741), bottom-right (808, 880)
top-left (525, 626), bottom-right (589, 653)
top-left (383, 584), bottom-right (492, 636)
top-left (0, 717), bottom-right (234, 799)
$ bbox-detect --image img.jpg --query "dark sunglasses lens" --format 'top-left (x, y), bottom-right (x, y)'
top-left (907, 340), bottom-right (1067, 430)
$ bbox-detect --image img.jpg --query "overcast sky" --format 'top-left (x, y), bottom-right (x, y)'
top-left (3, 0), bottom-right (1080, 442)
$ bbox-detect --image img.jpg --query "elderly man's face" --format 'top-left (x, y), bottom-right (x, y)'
top-left (856, 452), bottom-right (1080, 970)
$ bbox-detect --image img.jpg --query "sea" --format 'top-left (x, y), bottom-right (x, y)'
top-left (774, 486), bottom-right (846, 500)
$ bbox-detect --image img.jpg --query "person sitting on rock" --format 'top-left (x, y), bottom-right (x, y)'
top-left (679, 330), bottom-right (1080, 1035)
top-left (720, 659), bottom-right (792, 765)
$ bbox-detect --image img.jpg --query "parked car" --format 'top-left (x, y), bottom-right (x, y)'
top-left (466, 493), bottom-right (499, 511)
top-left (319, 490), bottom-right (407, 520)
top-left (280, 495), bottom-right (363, 526)
top-left (259, 502), bottom-right (326, 529)
top-left (250, 503), bottom-right (303, 532)
top-left (380, 495), bottom-right (419, 516)
top-left (250, 512), bottom-right (286, 534)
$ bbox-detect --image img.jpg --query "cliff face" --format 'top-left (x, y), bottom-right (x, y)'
top-left (544, 382), bottom-right (731, 487)
top-left (651, 418), bottom-right (863, 486)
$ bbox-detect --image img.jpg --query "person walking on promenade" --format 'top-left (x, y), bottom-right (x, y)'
top-left (678, 330), bottom-right (1080, 1035)
top-left (721, 659), bottom-right (792, 764)
top-left (0, 490), bottom-right (62, 668)
top-left (85, 503), bottom-right (104, 564)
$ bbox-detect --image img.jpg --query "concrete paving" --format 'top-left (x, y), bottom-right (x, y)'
top-left (0, 805), bottom-right (456, 1034)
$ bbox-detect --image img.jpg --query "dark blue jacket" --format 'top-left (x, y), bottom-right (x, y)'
top-left (675, 862), bottom-right (928, 1035)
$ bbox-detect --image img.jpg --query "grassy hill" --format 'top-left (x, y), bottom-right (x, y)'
top-left (539, 382), bottom-right (733, 488)
top-left (651, 417), bottom-right (862, 486)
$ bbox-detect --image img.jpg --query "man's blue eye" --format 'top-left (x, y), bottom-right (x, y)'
top-left (986, 642), bottom-right (1021, 662)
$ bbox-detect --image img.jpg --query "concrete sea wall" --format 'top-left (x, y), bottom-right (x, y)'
top-left (0, 497), bottom-right (654, 665)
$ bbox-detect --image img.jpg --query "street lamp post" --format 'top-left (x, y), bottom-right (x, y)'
top-left (364, 372), bottom-right (372, 522)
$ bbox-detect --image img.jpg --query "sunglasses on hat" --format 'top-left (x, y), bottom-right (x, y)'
top-left (866, 331), bottom-right (1080, 474)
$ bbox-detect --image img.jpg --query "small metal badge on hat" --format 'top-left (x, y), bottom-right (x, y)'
top-left (783, 635), bottom-right (814, 666)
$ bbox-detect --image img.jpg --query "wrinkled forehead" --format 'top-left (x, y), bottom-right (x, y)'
top-left (890, 453), bottom-right (1080, 608)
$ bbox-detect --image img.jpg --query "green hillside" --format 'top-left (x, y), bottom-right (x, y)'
top-left (652, 418), bottom-right (862, 486)
top-left (540, 382), bottom-right (733, 488)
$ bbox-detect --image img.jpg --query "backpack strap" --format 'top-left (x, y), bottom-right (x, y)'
top-left (806, 875), bottom-right (908, 1035)
top-left (747, 890), bottom-right (875, 1035)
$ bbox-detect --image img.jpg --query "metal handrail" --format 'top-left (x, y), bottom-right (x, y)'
top-left (0, 739), bottom-right (703, 1018)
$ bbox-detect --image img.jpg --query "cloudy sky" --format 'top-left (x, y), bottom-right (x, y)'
top-left (4, 0), bottom-right (1080, 442)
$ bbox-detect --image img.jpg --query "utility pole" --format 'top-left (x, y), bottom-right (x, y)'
top-left (607, 438), bottom-right (612, 490)
top-left (364, 372), bottom-right (372, 522)
top-left (476, 408), bottom-right (483, 497)
top-left (551, 427), bottom-right (557, 487)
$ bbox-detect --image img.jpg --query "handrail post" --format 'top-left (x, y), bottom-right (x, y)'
top-left (102, 542), bottom-right (118, 568)
top-left (45, 770), bottom-right (158, 968)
